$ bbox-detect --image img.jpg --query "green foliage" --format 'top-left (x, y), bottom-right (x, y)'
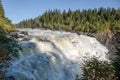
top-left (16, 8), bottom-right (120, 33)
top-left (0, 0), bottom-right (19, 68)
top-left (0, 0), bottom-right (4, 18)
top-left (0, 0), bottom-right (15, 34)
top-left (82, 57), bottom-right (115, 80)
top-left (0, 34), bottom-right (22, 80)
top-left (0, 21), bottom-right (15, 33)
top-left (0, 34), bottom-right (22, 68)
top-left (0, 1), bottom-right (19, 79)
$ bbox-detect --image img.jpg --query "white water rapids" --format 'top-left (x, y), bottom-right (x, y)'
top-left (6, 29), bottom-right (108, 80)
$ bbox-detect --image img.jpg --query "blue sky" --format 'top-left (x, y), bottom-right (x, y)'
top-left (2, 0), bottom-right (120, 24)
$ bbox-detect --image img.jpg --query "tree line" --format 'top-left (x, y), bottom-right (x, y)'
top-left (16, 7), bottom-right (120, 33)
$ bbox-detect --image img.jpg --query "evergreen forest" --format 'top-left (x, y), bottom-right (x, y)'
top-left (16, 8), bottom-right (120, 33)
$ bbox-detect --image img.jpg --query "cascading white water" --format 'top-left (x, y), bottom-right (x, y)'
top-left (6, 29), bottom-right (108, 80)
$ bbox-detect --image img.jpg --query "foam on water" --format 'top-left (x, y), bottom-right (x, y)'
top-left (6, 29), bottom-right (108, 80)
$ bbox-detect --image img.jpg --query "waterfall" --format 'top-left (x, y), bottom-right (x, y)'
top-left (6, 29), bottom-right (108, 80)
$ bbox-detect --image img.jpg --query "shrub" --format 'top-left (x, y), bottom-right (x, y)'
top-left (0, 34), bottom-right (22, 68)
top-left (81, 57), bottom-right (115, 80)
top-left (0, 34), bottom-right (22, 79)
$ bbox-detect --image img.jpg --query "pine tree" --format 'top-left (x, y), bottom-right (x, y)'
top-left (0, 0), bottom-right (15, 33)
top-left (0, 0), bottom-right (4, 18)
top-left (16, 8), bottom-right (120, 33)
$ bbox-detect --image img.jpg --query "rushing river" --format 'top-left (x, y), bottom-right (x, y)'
top-left (6, 29), bottom-right (108, 80)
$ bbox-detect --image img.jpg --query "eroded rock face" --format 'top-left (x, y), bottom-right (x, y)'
top-left (76, 31), bottom-right (120, 60)
top-left (108, 32), bottom-right (120, 59)
top-left (10, 30), bottom-right (28, 38)
top-left (20, 31), bottom-right (28, 35)
top-left (92, 32), bottom-right (120, 60)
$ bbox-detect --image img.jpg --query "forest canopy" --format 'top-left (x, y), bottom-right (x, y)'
top-left (16, 8), bottom-right (120, 33)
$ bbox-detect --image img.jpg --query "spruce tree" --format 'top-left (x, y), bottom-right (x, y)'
top-left (0, 0), bottom-right (4, 18)
top-left (0, 0), bottom-right (15, 33)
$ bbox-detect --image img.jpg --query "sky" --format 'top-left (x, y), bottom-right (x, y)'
top-left (2, 0), bottom-right (120, 24)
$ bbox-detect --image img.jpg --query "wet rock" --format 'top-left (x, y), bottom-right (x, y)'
top-left (6, 75), bottom-right (16, 80)
top-left (20, 31), bottom-right (28, 35)
top-left (10, 32), bottom-right (19, 38)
